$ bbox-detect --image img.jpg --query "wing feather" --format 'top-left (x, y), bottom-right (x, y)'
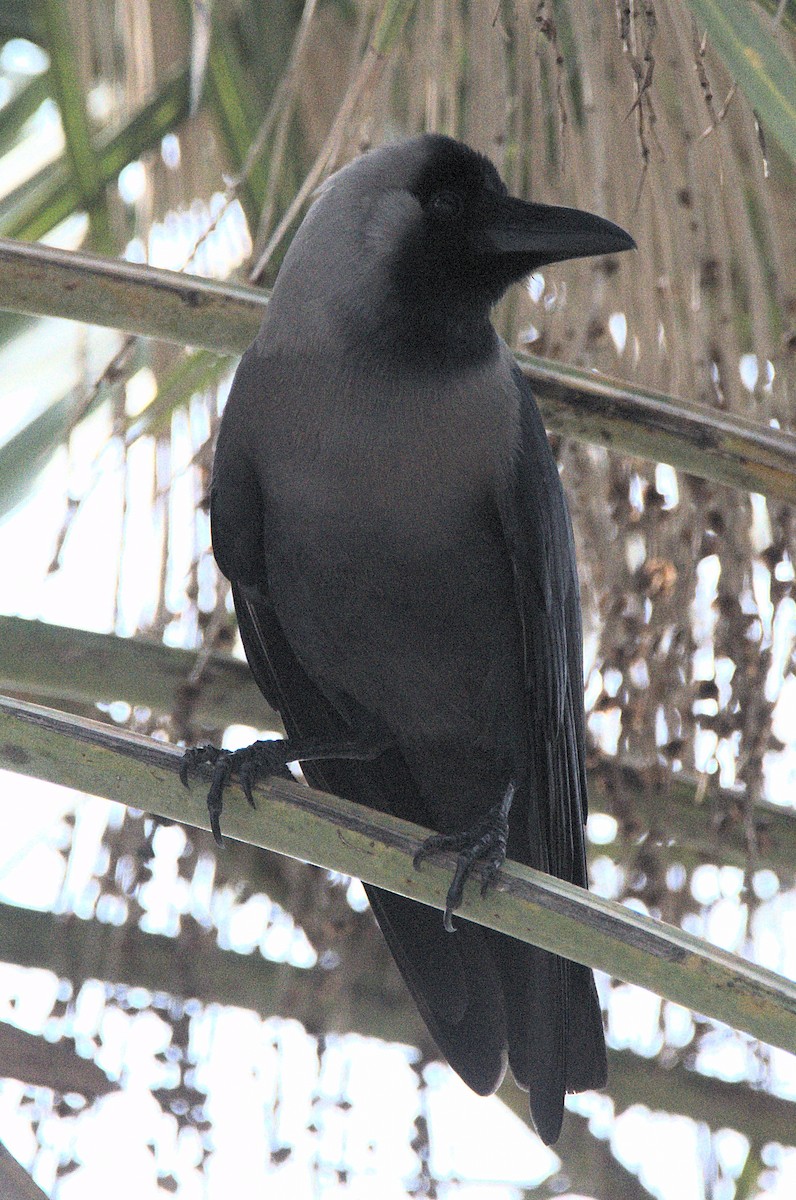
top-left (493, 361), bottom-right (606, 1130)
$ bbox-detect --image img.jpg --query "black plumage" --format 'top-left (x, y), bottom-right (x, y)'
top-left (185, 134), bottom-right (634, 1144)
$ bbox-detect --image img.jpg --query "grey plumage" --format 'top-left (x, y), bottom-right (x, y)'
top-left (192, 133), bottom-right (635, 1145)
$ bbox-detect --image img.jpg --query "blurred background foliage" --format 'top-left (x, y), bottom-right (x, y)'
top-left (0, 0), bottom-right (795, 1197)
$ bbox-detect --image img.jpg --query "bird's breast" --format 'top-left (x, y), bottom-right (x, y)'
top-left (250, 350), bottom-right (525, 740)
top-left (259, 351), bottom-right (521, 553)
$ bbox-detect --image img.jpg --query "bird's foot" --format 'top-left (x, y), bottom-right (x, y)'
top-left (180, 739), bottom-right (293, 845)
top-left (413, 782), bottom-right (515, 932)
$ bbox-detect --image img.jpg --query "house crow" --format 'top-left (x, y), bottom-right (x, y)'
top-left (182, 134), bottom-right (635, 1144)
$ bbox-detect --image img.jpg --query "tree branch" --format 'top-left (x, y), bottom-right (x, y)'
top-left (588, 756), bottom-right (796, 878)
top-left (0, 694), bottom-right (794, 1053)
top-left (2, 617), bottom-right (795, 875)
top-left (0, 615), bottom-right (277, 732)
top-left (0, 1144), bottom-right (49, 1200)
top-left (0, 237), bottom-right (252, 354)
top-left (0, 1020), bottom-right (114, 1098)
top-left (1, 238), bottom-right (795, 501)
top-left (1, 896), bottom-right (791, 1153)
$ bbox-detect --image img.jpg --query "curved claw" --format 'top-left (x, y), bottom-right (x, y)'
top-left (180, 744), bottom-right (223, 788)
top-left (181, 737), bottom-right (311, 845)
top-left (205, 749), bottom-right (235, 846)
top-left (442, 891), bottom-right (458, 933)
top-left (411, 788), bottom-right (514, 933)
top-left (441, 853), bottom-right (471, 933)
top-left (208, 809), bottom-right (223, 845)
top-left (238, 756), bottom-right (260, 809)
top-left (412, 832), bottom-right (449, 873)
top-left (183, 739), bottom-right (297, 843)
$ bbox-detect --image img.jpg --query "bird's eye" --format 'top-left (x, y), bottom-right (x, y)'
top-left (428, 190), bottom-right (464, 221)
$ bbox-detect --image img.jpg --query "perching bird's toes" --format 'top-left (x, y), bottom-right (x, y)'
top-left (235, 740), bottom-right (294, 806)
top-left (179, 743), bottom-right (224, 788)
top-left (180, 739), bottom-right (293, 845)
top-left (413, 796), bottom-right (512, 932)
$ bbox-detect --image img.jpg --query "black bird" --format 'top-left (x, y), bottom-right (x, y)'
top-left (183, 134), bottom-right (634, 1144)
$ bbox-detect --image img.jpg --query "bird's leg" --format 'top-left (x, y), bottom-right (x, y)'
top-left (180, 734), bottom-right (390, 846)
top-left (413, 781), bottom-right (515, 932)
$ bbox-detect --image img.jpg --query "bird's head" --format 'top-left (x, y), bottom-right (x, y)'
top-left (272, 134), bottom-right (635, 365)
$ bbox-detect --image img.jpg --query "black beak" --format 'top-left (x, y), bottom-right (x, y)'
top-left (484, 195), bottom-right (636, 267)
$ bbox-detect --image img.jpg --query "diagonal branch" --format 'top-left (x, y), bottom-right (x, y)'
top-left (2, 897), bottom-right (790, 1164)
top-left (1, 237), bottom-right (794, 501)
top-left (0, 237), bottom-right (253, 356)
top-left (0, 615), bottom-right (275, 731)
top-left (0, 693), bottom-right (795, 1054)
top-left (3, 617), bottom-right (796, 874)
top-left (0, 1144), bottom-right (49, 1200)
